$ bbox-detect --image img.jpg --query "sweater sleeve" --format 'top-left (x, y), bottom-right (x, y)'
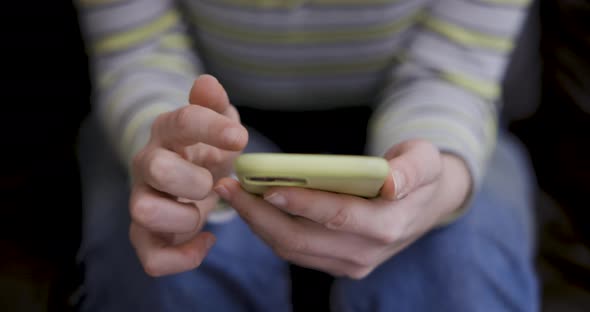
top-left (75, 0), bottom-right (202, 167)
top-left (368, 0), bottom-right (531, 191)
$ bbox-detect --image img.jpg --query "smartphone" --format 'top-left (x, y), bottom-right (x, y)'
top-left (234, 153), bottom-right (390, 198)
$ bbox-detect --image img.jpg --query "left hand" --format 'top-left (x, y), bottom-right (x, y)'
top-left (214, 140), bottom-right (471, 279)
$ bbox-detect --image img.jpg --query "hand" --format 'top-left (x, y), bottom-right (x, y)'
top-left (214, 140), bottom-right (471, 279)
top-left (129, 75), bottom-right (248, 277)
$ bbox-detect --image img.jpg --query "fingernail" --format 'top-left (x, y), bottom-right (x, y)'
top-left (392, 170), bottom-right (406, 200)
top-left (205, 236), bottom-right (216, 250)
top-left (214, 185), bottom-right (230, 201)
top-left (264, 193), bottom-right (287, 208)
top-left (222, 127), bottom-right (243, 146)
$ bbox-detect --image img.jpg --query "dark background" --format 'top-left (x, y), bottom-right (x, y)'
top-left (1, 0), bottom-right (589, 311)
top-left (0, 1), bottom-right (89, 311)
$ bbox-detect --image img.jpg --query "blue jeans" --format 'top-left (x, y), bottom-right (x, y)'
top-left (77, 115), bottom-right (539, 312)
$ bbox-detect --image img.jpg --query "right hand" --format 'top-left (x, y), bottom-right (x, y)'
top-left (129, 75), bottom-right (248, 277)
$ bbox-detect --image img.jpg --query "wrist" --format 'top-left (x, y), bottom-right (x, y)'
top-left (434, 153), bottom-right (473, 225)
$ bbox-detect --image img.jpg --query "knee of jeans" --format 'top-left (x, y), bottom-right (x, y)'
top-left (331, 218), bottom-right (538, 312)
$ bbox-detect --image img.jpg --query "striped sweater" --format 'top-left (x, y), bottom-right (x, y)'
top-left (76, 0), bottom-right (530, 189)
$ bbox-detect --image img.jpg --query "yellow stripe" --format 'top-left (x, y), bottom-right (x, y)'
top-left (121, 103), bottom-right (176, 163)
top-left (421, 14), bottom-right (513, 53)
top-left (484, 112), bottom-right (498, 157)
top-left (105, 76), bottom-right (185, 130)
top-left (441, 71), bottom-right (500, 101)
top-left (160, 34), bottom-right (193, 50)
top-left (141, 54), bottom-right (197, 77)
top-left (93, 10), bottom-right (179, 54)
top-left (190, 9), bottom-right (418, 44)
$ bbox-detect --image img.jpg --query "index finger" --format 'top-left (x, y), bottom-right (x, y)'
top-left (263, 187), bottom-right (367, 230)
top-left (152, 105), bottom-right (248, 151)
top-left (188, 75), bottom-right (231, 116)
top-left (262, 187), bottom-right (398, 243)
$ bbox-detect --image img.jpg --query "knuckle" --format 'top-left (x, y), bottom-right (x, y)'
top-left (174, 106), bottom-right (194, 134)
top-left (130, 197), bottom-right (159, 227)
top-left (193, 169), bottom-right (214, 199)
top-left (274, 247), bottom-right (294, 261)
top-left (151, 113), bottom-right (167, 137)
top-left (146, 152), bottom-right (174, 187)
top-left (143, 257), bottom-right (164, 277)
top-left (374, 226), bottom-right (402, 245)
top-left (347, 267), bottom-right (373, 280)
top-left (203, 148), bottom-right (223, 167)
top-left (325, 205), bottom-right (352, 230)
top-left (377, 231), bottom-right (397, 245)
top-left (349, 252), bottom-right (376, 268)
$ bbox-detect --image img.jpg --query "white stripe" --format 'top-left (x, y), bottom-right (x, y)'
top-left (408, 30), bottom-right (506, 82)
top-left (85, 0), bottom-right (173, 38)
top-left (430, 0), bottom-right (525, 37)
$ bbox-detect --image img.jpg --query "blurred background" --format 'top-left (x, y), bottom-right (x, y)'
top-left (0, 0), bottom-right (589, 311)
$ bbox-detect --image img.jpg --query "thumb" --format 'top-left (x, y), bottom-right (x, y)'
top-left (380, 140), bottom-right (442, 201)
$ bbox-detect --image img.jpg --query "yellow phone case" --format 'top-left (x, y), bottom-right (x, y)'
top-left (234, 153), bottom-right (390, 198)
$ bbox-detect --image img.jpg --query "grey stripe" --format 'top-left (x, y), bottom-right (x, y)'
top-left (100, 66), bottom-right (195, 101)
top-left (184, 0), bottom-right (425, 30)
top-left (195, 0), bottom-right (421, 12)
top-left (377, 78), bottom-right (492, 124)
top-left (467, 0), bottom-right (530, 9)
top-left (76, 0), bottom-right (529, 186)
top-left (220, 73), bottom-right (386, 108)
top-left (196, 29), bottom-right (406, 65)
top-left (96, 43), bottom-right (201, 76)
top-left (84, 0), bottom-right (173, 39)
top-left (99, 73), bottom-right (190, 122)
top-left (114, 93), bottom-right (181, 138)
top-left (430, 0), bottom-right (524, 37)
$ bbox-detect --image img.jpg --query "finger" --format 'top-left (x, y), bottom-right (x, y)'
top-left (129, 185), bottom-right (201, 233)
top-left (214, 178), bottom-right (299, 249)
top-left (262, 187), bottom-right (372, 233)
top-left (264, 187), bottom-right (386, 235)
top-left (216, 179), bottom-right (386, 261)
top-left (188, 75), bottom-right (230, 115)
top-left (381, 140), bottom-right (442, 200)
top-left (129, 223), bottom-right (216, 277)
top-left (171, 194), bottom-right (224, 245)
top-left (224, 104), bottom-right (241, 122)
top-left (140, 147), bottom-right (213, 200)
top-left (263, 187), bottom-right (408, 245)
top-left (152, 105), bottom-right (248, 151)
top-left (187, 143), bottom-right (236, 171)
